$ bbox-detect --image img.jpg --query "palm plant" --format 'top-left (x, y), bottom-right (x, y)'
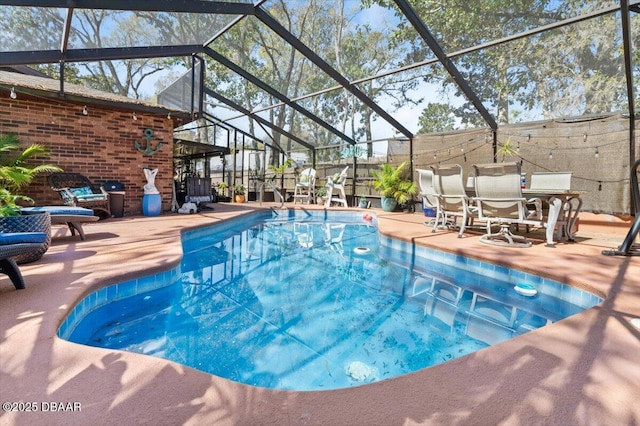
top-left (0, 133), bottom-right (62, 216)
top-left (371, 161), bottom-right (418, 208)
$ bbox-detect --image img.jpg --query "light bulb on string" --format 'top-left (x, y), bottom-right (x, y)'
top-left (549, 150), bottom-right (553, 160)
top-left (132, 112), bottom-right (138, 121)
top-left (595, 147), bottom-right (599, 158)
top-left (10, 87), bottom-right (17, 99)
top-left (82, 105), bottom-right (88, 116)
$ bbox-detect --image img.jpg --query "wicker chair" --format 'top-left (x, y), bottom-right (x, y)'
top-left (0, 233), bottom-right (48, 289)
top-left (0, 212), bottom-right (51, 263)
top-left (48, 173), bottom-right (110, 218)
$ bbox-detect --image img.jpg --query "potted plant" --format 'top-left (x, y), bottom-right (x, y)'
top-left (216, 182), bottom-right (230, 202)
top-left (371, 161), bottom-right (418, 212)
top-left (0, 133), bottom-right (62, 263)
top-left (268, 158), bottom-right (294, 202)
top-left (358, 195), bottom-right (368, 208)
top-left (232, 183), bottom-right (245, 203)
top-left (315, 186), bottom-right (327, 205)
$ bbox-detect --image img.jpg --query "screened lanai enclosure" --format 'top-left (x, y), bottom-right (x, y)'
top-left (1, 0), bottom-right (639, 213)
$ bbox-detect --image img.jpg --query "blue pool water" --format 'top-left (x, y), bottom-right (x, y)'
top-left (60, 210), bottom-right (602, 391)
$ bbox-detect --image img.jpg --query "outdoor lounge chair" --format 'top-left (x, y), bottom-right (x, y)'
top-left (48, 172), bottom-right (110, 218)
top-left (472, 162), bottom-right (544, 248)
top-left (21, 206), bottom-right (99, 240)
top-left (430, 164), bottom-right (476, 237)
top-left (293, 168), bottom-right (316, 204)
top-left (0, 232), bottom-right (48, 289)
top-left (325, 166), bottom-right (349, 207)
top-left (416, 168), bottom-right (445, 229)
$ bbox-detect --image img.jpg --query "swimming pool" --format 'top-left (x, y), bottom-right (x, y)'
top-left (59, 210), bottom-right (602, 391)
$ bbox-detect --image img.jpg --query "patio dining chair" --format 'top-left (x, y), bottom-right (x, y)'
top-left (472, 162), bottom-right (544, 248)
top-left (430, 164), bottom-right (476, 237)
top-left (416, 168), bottom-right (445, 229)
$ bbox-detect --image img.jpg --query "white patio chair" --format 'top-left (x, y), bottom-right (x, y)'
top-left (416, 168), bottom-right (446, 229)
top-left (472, 162), bottom-right (544, 248)
top-left (324, 166), bottom-right (349, 207)
top-left (430, 164), bottom-right (477, 237)
top-left (292, 167), bottom-right (317, 204)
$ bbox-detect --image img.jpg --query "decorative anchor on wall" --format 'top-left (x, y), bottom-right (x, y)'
top-left (135, 128), bottom-right (163, 156)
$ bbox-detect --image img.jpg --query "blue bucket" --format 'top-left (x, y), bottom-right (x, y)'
top-left (423, 208), bottom-right (436, 217)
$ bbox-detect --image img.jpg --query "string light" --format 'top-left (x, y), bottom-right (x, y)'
top-left (82, 105), bottom-right (88, 116)
top-left (433, 152), bottom-right (437, 160)
top-left (132, 112), bottom-right (138, 121)
top-left (595, 146), bottom-right (599, 158)
top-left (10, 87), bottom-right (17, 99)
top-left (549, 150), bottom-right (553, 159)
top-left (167, 112), bottom-right (171, 119)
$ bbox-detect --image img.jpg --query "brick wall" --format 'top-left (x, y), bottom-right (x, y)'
top-left (1, 93), bottom-right (175, 216)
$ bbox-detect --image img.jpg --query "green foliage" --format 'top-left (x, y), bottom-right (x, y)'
top-left (217, 182), bottom-right (228, 193)
top-left (496, 138), bottom-right (520, 162)
top-left (268, 158), bottom-right (295, 180)
top-left (370, 161), bottom-right (418, 205)
top-left (417, 103), bottom-right (456, 134)
top-left (0, 133), bottom-right (62, 216)
top-left (315, 186), bottom-right (327, 198)
top-left (368, 0), bottom-right (626, 125)
top-left (232, 183), bottom-right (245, 195)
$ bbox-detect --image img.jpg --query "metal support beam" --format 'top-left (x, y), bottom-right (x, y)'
top-left (393, 0), bottom-right (498, 131)
top-left (254, 7), bottom-right (414, 140)
top-left (200, 111), bottom-right (260, 146)
top-left (203, 87), bottom-right (315, 152)
top-left (0, 45), bottom-right (205, 66)
top-left (621, 0), bottom-right (637, 214)
top-left (203, 46), bottom-right (356, 146)
top-left (60, 8), bottom-right (73, 54)
top-left (0, 0), bottom-right (255, 14)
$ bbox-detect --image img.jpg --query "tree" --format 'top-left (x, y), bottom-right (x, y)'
top-left (366, 0), bottom-right (628, 125)
top-left (204, 0), bottom-right (423, 164)
top-left (417, 103), bottom-right (456, 134)
top-left (1, 8), bottom-right (181, 99)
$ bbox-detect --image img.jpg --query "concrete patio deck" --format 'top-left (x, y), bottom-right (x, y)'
top-left (1, 203), bottom-right (639, 425)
